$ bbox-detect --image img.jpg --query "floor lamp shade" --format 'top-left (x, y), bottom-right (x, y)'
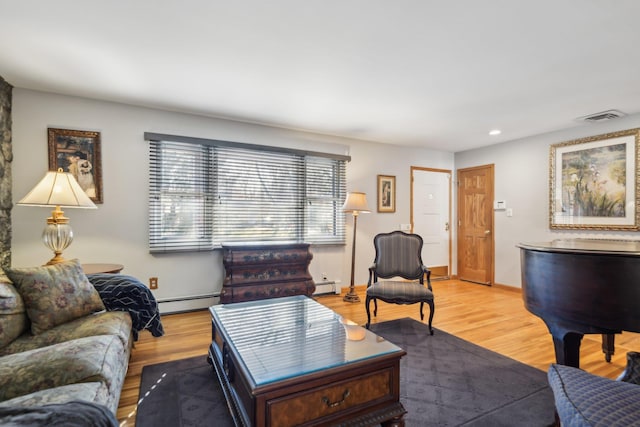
top-left (342, 192), bottom-right (370, 214)
top-left (18, 169), bottom-right (97, 265)
top-left (342, 192), bottom-right (370, 303)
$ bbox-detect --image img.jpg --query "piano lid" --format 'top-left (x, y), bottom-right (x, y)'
top-left (517, 238), bottom-right (640, 256)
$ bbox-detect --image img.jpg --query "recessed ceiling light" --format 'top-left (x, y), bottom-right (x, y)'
top-left (489, 129), bottom-right (502, 136)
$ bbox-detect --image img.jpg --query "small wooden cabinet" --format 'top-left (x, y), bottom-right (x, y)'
top-left (220, 242), bottom-right (315, 303)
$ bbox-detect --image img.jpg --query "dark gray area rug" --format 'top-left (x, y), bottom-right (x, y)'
top-left (371, 318), bottom-right (555, 426)
top-left (136, 317), bottom-right (555, 426)
top-left (136, 356), bottom-right (234, 427)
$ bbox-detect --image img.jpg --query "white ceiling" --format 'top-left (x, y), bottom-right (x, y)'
top-left (2, 1), bottom-right (640, 153)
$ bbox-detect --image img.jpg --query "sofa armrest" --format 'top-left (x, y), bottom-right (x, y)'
top-left (548, 363), bottom-right (640, 426)
top-left (618, 351), bottom-right (640, 385)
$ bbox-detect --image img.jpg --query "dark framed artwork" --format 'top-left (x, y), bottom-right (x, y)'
top-left (377, 174), bottom-right (396, 213)
top-left (48, 128), bottom-right (103, 204)
top-left (549, 128), bottom-right (640, 230)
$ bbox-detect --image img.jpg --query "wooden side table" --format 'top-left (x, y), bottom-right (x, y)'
top-left (81, 263), bottom-right (124, 274)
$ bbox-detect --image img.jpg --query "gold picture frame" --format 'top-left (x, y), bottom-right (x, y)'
top-left (549, 128), bottom-right (640, 230)
top-left (48, 128), bottom-right (103, 204)
top-left (377, 175), bottom-right (396, 213)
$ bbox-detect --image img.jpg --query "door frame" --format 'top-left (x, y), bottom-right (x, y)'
top-left (456, 164), bottom-right (495, 285)
top-left (410, 166), bottom-right (452, 279)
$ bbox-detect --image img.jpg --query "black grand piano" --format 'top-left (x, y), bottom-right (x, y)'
top-left (519, 239), bottom-right (640, 368)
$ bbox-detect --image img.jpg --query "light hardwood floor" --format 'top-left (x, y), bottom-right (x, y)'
top-left (116, 279), bottom-right (640, 425)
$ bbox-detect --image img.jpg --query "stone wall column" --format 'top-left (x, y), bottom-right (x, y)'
top-left (0, 76), bottom-right (12, 270)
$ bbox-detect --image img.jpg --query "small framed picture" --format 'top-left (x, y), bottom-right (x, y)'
top-left (377, 175), bottom-right (396, 213)
top-left (48, 128), bottom-right (103, 204)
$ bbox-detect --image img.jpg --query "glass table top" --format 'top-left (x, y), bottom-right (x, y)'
top-left (210, 295), bottom-right (403, 387)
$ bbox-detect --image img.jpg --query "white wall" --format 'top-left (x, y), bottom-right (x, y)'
top-left (11, 89), bottom-right (454, 312)
top-left (455, 113), bottom-right (640, 288)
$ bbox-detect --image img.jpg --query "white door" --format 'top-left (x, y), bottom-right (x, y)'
top-left (411, 167), bottom-right (451, 278)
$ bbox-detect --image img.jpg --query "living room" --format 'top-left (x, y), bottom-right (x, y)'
top-left (3, 2), bottom-right (640, 426)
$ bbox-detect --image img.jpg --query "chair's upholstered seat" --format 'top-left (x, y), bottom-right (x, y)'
top-left (366, 281), bottom-right (433, 303)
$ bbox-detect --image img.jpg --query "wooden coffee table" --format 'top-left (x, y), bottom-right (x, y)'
top-left (208, 295), bottom-right (406, 427)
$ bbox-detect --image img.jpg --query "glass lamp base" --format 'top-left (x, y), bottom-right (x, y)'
top-left (42, 223), bottom-right (73, 265)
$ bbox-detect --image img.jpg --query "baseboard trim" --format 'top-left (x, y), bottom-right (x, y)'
top-left (157, 293), bottom-right (220, 303)
top-left (492, 283), bottom-right (522, 293)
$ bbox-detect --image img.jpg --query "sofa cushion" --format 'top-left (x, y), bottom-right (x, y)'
top-left (5, 259), bottom-right (105, 334)
top-left (0, 334), bottom-right (128, 412)
top-left (0, 310), bottom-right (132, 356)
top-left (0, 382), bottom-right (108, 409)
top-left (548, 363), bottom-right (640, 426)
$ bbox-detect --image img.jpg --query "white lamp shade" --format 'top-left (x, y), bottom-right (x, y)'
top-left (342, 192), bottom-right (370, 214)
top-left (18, 170), bottom-right (97, 209)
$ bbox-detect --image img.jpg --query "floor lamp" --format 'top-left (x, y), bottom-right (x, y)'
top-left (343, 192), bottom-right (370, 303)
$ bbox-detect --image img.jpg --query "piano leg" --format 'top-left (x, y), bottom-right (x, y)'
top-left (602, 333), bottom-right (615, 363)
top-left (552, 332), bottom-right (583, 368)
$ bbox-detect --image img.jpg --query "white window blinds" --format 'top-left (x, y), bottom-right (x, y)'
top-left (148, 136), bottom-right (347, 253)
top-left (149, 141), bottom-right (214, 252)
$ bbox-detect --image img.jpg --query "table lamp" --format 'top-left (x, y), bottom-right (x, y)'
top-left (342, 191), bottom-right (370, 303)
top-left (18, 169), bottom-right (97, 265)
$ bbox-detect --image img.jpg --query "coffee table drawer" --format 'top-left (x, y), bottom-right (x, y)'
top-left (266, 368), bottom-right (394, 427)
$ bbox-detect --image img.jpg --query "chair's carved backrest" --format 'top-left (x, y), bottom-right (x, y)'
top-left (373, 231), bottom-right (424, 280)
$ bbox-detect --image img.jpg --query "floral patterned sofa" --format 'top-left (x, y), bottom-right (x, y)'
top-left (0, 259), bottom-right (162, 424)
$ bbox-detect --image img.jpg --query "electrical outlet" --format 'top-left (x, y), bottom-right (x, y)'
top-left (322, 272), bottom-right (328, 281)
top-left (149, 277), bottom-right (158, 289)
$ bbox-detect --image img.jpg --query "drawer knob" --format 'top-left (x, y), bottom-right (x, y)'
top-left (322, 389), bottom-right (350, 408)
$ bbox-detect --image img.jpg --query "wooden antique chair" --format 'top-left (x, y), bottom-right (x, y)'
top-left (365, 231), bottom-right (435, 334)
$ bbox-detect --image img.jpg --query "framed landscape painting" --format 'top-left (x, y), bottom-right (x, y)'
top-left (549, 128), bottom-right (640, 230)
top-left (377, 175), bottom-right (396, 213)
top-left (48, 128), bottom-right (103, 204)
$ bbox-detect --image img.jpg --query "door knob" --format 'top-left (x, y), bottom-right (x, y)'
top-left (484, 230), bottom-right (491, 235)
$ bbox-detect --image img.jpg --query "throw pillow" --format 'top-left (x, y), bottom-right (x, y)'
top-left (5, 259), bottom-right (105, 335)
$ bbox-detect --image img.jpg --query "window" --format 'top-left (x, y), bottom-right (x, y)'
top-left (148, 134), bottom-right (348, 253)
top-left (149, 141), bottom-right (214, 252)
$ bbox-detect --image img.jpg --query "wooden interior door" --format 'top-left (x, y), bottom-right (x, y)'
top-left (457, 164), bottom-right (494, 285)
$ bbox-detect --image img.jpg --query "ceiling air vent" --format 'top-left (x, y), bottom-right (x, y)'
top-left (576, 109), bottom-right (627, 123)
